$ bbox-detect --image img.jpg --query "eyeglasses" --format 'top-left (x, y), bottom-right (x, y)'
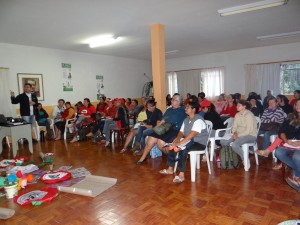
top-left (172, 98), bottom-right (180, 102)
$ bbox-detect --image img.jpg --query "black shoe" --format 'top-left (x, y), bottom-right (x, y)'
top-left (136, 158), bottom-right (147, 165)
top-left (32, 139), bottom-right (38, 143)
top-left (285, 177), bottom-right (300, 193)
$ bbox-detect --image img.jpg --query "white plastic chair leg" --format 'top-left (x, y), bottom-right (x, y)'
top-left (173, 152), bottom-right (179, 173)
top-left (209, 137), bottom-right (215, 161)
top-left (196, 154), bottom-right (201, 169)
top-left (206, 150), bottom-right (212, 174)
top-left (242, 144), bottom-right (250, 171)
top-left (254, 143), bottom-right (259, 165)
top-left (190, 153), bottom-right (197, 182)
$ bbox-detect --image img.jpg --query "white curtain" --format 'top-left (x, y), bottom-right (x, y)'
top-left (176, 70), bottom-right (201, 98)
top-left (166, 72), bottom-right (178, 96)
top-left (0, 68), bottom-right (14, 117)
top-left (201, 67), bottom-right (224, 99)
top-left (245, 63), bottom-right (281, 97)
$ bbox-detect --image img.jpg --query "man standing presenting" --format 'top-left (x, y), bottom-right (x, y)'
top-left (10, 83), bottom-right (38, 140)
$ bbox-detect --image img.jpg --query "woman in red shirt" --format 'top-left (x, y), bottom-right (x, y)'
top-left (70, 98), bottom-right (96, 143)
top-left (220, 94), bottom-right (237, 118)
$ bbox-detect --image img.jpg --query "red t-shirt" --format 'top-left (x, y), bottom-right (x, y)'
top-left (97, 103), bottom-right (108, 114)
top-left (106, 106), bottom-right (117, 118)
top-left (220, 105), bottom-right (237, 118)
top-left (79, 105), bottom-right (96, 121)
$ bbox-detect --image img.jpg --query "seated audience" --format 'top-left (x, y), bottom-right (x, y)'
top-left (263, 90), bottom-right (275, 109)
top-left (220, 100), bottom-right (257, 170)
top-left (257, 99), bottom-right (300, 192)
top-left (159, 100), bottom-right (208, 183)
top-left (52, 99), bottom-right (65, 125)
top-left (198, 92), bottom-right (205, 104)
top-left (85, 99), bottom-right (117, 138)
top-left (277, 94), bottom-right (294, 116)
top-left (184, 93), bottom-right (191, 105)
top-left (290, 90), bottom-right (300, 107)
top-left (105, 99), bottom-right (117, 118)
top-left (220, 94), bottom-right (237, 119)
top-left (215, 93), bottom-right (226, 114)
top-left (136, 94), bottom-right (186, 164)
top-left (248, 96), bottom-right (260, 117)
top-left (96, 96), bottom-right (108, 116)
top-left (101, 98), bottom-right (129, 147)
top-left (35, 103), bottom-right (51, 135)
top-left (258, 97), bottom-right (285, 150)
top-left (120, 99), bottom-right (163, 153)
top-left (247, 92), bottom-right (263, 115)
top-left (201, 100), bottom-right (225, 137)
top-left (54, 101), bottom-right (75, 140)
top-left (234, 93), bottom-right (241, 102)
top-left (70, 98), bottom-right (96, 143)
top-left (166, 94), bottom-right (172, 107)
top-left (125, 98), bottom-right (135, 112)
top-left (129, 99), bottom-right (139, 116)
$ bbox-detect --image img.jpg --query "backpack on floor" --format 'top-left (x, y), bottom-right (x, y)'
top-left (78, 127), bottom-right (87, 141)
top-left (220, 146), bottom-right (239, 169)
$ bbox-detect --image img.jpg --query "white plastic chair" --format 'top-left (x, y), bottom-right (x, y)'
top-left (64, 118), bottom-right (75, 140)
top-left (209, 118), bottom-right (234, 161)
top-left (188, 120), bottom-right (213, 182)
top-left (241, 117), bottom-right (261, 171)
top-left (270, 134), bottom-right (278, 162)
top-left (35, 119), bottom-right (55, 141)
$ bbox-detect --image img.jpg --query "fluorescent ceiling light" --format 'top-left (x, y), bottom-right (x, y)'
top-left (257, 31), bottom-right (300, 40)
top-left (165, 50), bottom-right (179, 55)
top-left (218, 0), bottom-right (288, 16)
top-left (86, 34), bottom-right (121, 48)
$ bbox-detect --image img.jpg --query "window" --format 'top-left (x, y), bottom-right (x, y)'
top-left (167, 67), bottom-right (224, 99)
top-left (280, 63), bottom-right (300, 94)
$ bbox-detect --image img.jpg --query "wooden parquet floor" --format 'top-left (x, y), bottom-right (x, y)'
top-left (0, 139), bottom-right (299, 225)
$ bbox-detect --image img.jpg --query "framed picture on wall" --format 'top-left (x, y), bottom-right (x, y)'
top-left (17, 73), bottom-right (44, 101)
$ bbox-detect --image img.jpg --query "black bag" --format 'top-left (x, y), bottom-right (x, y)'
top-left (260, 122), bottom-right (279, 131)
top-left (220, 146), bottom-right (239, 169)
top-left (46, 129), bottom-right (54, 140)
top-left (78, 127), bottom-right (87, 141)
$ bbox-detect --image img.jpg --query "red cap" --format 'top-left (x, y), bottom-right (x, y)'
top-left (200, 99), bottom-right (211, 107)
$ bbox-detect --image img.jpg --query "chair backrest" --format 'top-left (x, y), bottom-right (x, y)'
top-left (204, 120), bottom-right (213, 137)
top-left (224, 117), bottom-right (234, 128)
top-left (255, 116), bottom-right (261, 136)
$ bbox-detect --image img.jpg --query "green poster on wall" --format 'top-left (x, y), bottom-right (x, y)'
top-left (62, 63), bottom-right (73, 91)
top-left (96, 75), bottom-right (104, 100)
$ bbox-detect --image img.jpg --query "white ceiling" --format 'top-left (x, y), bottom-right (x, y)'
top-left (0, 0), bottom-right (300, 60)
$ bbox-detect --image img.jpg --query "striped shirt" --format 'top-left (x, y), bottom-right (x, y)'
top-left (261, 107), bottom-right (285, 124)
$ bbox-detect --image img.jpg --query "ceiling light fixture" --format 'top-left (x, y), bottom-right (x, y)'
top-left (86, 34), bottom-right (121, 48)
top-left (165, 50), bottom-right (179, 55)
top-left (257, 31), bottom-right (300, 40)
top-left (217, 0), bottom-right (288, 16)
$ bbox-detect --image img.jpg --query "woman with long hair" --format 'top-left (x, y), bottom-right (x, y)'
top-left (256, 99), bottom-right (300, 192)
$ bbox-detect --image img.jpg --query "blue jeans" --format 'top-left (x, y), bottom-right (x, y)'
top-left (167, 140), bottom-right (195, 172)
top-left (140, 128), bottom-right (154, 150)
top-left (38, 120), bottom-right (50, 131)
top-left (92, 119), bottom-right (105, 135)
top-left (275, 147), bottom-right (300, 177)
top-left (22, 115), bottom-right (35, 128)
top-left (258, 130), bottom-right (278, 150)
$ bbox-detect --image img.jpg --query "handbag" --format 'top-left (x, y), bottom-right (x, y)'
top-left (260, 122), bottom-right (279, 131)
top-left (153, 123), bottom-right (172, 135)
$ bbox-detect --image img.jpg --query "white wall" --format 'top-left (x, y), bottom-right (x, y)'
top-left (0, 43), bottom-right (151, 106)
top-left (166, 42), bottom-right (300, 95)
